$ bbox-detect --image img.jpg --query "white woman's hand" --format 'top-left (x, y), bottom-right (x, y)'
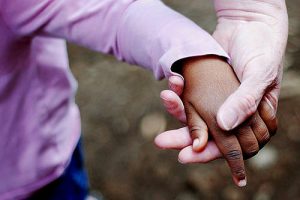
top-left (213, 0), bottom-right (288, 130)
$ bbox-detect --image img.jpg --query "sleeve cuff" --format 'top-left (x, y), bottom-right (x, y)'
top-left (156, 40), bottom-right (230, 80)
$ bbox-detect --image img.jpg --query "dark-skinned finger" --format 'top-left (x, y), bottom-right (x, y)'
top-left (258, 99), bottom-right (278, 136)
top-left (212, 129), bottom-right (247, 187)
top-left (235, 125), bottom-right (259, 160)
top-left (184, 102), bottom-right (209, 152)
top-left (250, 112), bottom-right (271, 149)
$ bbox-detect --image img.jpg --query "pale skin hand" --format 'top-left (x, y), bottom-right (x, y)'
top-left (212, 0), bottom-right (288, 131)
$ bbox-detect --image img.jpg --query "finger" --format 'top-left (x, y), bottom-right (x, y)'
top-left (258, 95), bottom-right (278, 136)
top-left (168, 76), bottom-right (184, 96)
top-left (178, 142), bottom-right (222, 164)
top-left (160, 90), bottom-right (186, 123)
top-left (250, 112), bottom-right (271, 149)
top-left (213, 130), bottom-right (247, 187)
top-left (154, 127), bottom-right (223, 163)
top-left (217, 78), bottom-right (268, 131)
top-left (185, 102), bottom-right (209, 152)
top-left (154, 127), bottom-right (192, 150)
top-left (235, 124), bottom-right (259, 159)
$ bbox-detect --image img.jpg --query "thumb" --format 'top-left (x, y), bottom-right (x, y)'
top-left (217, 78), bottom-right (268, 131)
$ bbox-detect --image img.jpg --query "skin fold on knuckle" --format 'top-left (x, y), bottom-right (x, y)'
top-left (261, 129), bottom-right (271, 142)
top-left (251, 117), bottom-right (271, 148)
top-left (252, 117), bottom-right (271, 137)
top-left (189, 126), bottom-right (202, 138)
top-left (225, 149), bottom-right (242, 161)
top-left (235, 129), bottom-right (259, 159)
top-left (259, 100), bottom-right (276, 121)
top-left (258, 130), bottom-right (271, 148)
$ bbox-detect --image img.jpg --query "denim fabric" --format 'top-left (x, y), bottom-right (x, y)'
top-left (28, 140), bottom-right (89, 200)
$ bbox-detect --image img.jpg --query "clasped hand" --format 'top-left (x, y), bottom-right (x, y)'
top-left (155, 0), bottom-right (288, 187)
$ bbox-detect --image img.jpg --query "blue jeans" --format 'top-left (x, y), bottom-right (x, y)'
top-left (28, 140), bottom-right (89, 200)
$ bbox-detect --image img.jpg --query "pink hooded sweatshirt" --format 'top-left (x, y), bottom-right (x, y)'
top-left (0, 0), bottom-right (228, 199)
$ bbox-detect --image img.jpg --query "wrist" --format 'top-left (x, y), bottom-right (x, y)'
top-left (182, 55), bottom-right (228, 79)
top-left (173, 55), bottom-right (227, 76)
top-left (213, 0), bottom-right (287, 22)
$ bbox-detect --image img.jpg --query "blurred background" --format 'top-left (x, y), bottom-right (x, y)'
top-left (68, 0), bottom-right (300, 199)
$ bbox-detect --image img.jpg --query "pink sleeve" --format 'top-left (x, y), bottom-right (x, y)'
top-left (1, 0), bottom-right (228, 79)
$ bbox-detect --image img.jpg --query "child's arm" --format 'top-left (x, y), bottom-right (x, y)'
top-left (1, 0), bottom-right (228, 79)
top-left (181, 56), bottom-right (273, 187)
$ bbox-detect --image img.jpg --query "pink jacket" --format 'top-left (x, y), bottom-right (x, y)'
top-left (0, 0), bottom-right (227, 199)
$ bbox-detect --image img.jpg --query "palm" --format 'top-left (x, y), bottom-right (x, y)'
top-left (214, 19), bottom-right (282, 82)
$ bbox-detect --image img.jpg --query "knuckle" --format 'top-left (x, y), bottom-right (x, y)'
top-left (259, 130), bottom-right (271, 147)
top-left (188, 122), bottom-right (208, 134)
top-left (225, 150), bottom-right (242, 161)
top-left (261, 131), bottom-right (271, 143)
top-left (189, 125), bottom-right (201, 132)
top-left (189, 125), bottom-right (202, 138)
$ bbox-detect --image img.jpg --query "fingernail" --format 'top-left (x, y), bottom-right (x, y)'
top-left (218, 110), bottom-right (239, 131)
top-left (170, 75), bottom-right (184, 82)
top-left (169, 77), bottom-right (177, 88)
top-left (193, 138), bottom-right (200, 149)
top-left (238, 179), bottom-right (247, 187)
